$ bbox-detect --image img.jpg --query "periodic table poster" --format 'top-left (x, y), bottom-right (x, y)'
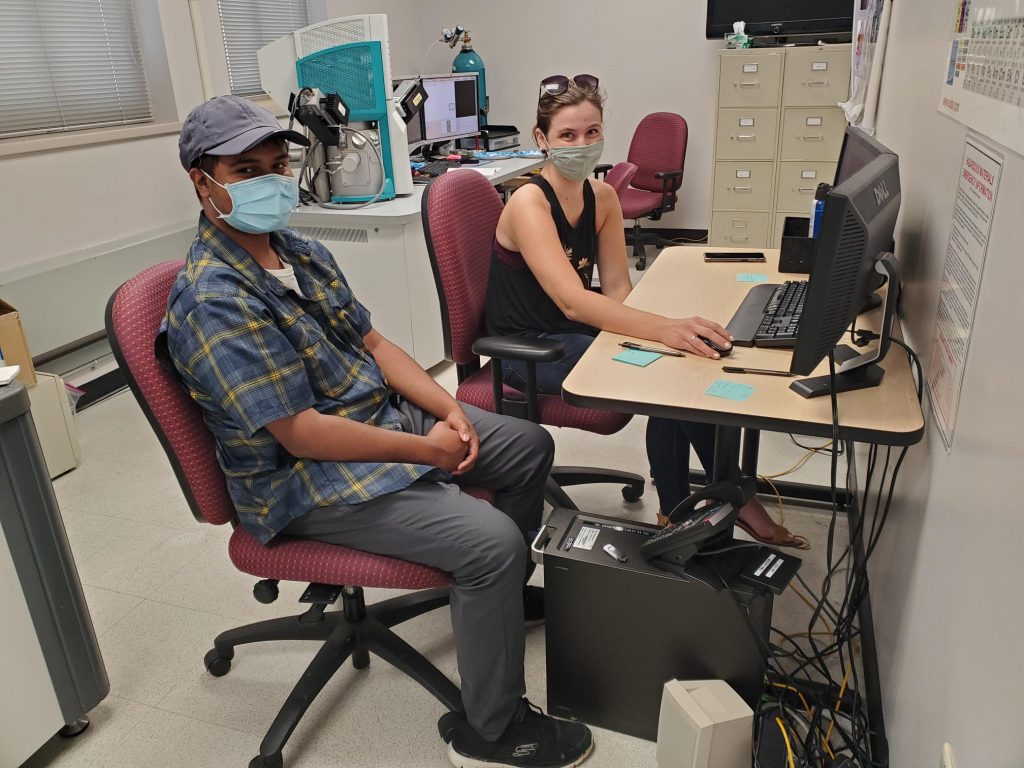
top-left (939, 0), bottom-right (1024, 156)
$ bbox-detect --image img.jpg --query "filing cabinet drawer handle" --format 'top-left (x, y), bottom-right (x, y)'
top-left (738, 81), bottom-right (760, 88)
top-left (736, 134), bottom-right (756, 141)
top-left (729, 235), bottom-right (750, 242)
top-left (733, 185), bottom-right (753, 192)
top-left (730, 220), bottom-right (750, 228)
top-left (805, 80), bottom-right (830, 86)
top-left (798, 187), bottom-right (816, 193)
top-left (800, 134), bottom-right (824, 141)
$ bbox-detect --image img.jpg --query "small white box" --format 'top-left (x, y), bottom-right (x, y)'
top-left (656, 680), bottom-right (753, 768)
top-left (27, 372), bottom-right (80, 479)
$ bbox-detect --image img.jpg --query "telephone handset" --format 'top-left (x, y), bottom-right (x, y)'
top-left (641, 477), bottom-right (757, 569)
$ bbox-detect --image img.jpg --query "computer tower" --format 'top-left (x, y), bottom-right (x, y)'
top-left (536, 509), bottom-right (772, 741)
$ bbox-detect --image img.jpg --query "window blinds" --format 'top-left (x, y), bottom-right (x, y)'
top-left (0, 0), bottom-right (153, 139)
top-left (218, 0), bottom-right (309, 96)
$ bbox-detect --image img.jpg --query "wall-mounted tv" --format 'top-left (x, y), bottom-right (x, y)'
top-left (706, 0), bottom-right (854, 40)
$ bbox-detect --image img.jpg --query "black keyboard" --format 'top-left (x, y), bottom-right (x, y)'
top-left (726, 280), bottom-right (808, 348)
top-left (416, 159), bottom-right (462, 177)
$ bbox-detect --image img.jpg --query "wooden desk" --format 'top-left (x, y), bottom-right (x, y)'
top-left (562, 244), bottom-right (924, 763)
top-left (563, 245), bottom-right (924, 446)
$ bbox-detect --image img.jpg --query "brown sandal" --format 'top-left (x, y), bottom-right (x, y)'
top-left (734, 519), bottom-right (811, 550)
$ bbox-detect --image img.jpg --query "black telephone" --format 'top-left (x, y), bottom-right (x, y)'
top-left (641, 477), bottom-right (757, 569)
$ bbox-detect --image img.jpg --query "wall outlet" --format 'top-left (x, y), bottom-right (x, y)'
top-left (940, 743), bottom-right (956, 768)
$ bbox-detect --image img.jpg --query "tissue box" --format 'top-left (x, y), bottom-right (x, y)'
top-left (779, 216), bottom-right (816, 274)
top-left (0, 299), bottom-right (37, 386)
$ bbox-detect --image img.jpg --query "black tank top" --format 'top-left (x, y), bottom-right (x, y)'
top-left (486, 175), bottom-right (599, 338)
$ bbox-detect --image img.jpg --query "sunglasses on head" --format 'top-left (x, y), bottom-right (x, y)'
top-left (539, 74), bottom-right (599, 98)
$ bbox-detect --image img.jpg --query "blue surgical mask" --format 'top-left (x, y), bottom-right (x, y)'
top-left (203, 172), bottom-right (299, 234)
top-left (546, 140), bottom-right (604, 182)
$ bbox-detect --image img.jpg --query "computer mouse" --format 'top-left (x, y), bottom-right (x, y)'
top-left (698, 336), bottom-right (733, 357)
top-left (460, 156), bottom-right (480, 164)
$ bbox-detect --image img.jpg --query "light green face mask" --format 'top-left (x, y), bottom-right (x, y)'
top-left (546, 140), bottom-right (604, 182)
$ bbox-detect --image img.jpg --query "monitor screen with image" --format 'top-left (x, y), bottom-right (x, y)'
top-left (421, 73), bottom-right (479, 143)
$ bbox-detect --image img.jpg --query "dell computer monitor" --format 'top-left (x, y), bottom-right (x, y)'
top-left (789, 143), bottom-right (902, 395)
top-left (835, 126), bottom-right (891, 186)
top-left (421, 73), bottom-right (479, 144)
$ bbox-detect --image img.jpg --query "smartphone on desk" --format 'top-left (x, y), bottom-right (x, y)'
top-left (704, 252), bottom-right (766, 263)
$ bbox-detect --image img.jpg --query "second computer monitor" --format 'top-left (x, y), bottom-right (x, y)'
top-left (790, 148), bottom-right (901, 378)
top-left (421, 73), bottom-right (479, 144)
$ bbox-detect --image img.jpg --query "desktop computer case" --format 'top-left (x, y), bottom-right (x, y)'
top-left (538, 508), bottom-right (771, 741)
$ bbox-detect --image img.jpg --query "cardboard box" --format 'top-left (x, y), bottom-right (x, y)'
top-left (27, 372), bottom-right (80, 479)
top-left (0, 299), bottom-right (37, 386)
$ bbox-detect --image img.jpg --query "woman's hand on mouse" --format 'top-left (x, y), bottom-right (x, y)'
top-left (656, 318), bottom-right (733, 359)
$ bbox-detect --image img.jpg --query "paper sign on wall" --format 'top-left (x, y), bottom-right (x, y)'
top-left (926, 134), bottom-right (1003, 451)
top-left (938, 0), bottom-right (1024, 155)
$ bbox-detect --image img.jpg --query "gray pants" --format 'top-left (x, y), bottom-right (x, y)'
top-left (283, 402), bottom-right (554, 740)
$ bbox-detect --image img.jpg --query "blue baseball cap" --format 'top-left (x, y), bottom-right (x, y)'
top-left (178, 95), bottom-right (309, 170)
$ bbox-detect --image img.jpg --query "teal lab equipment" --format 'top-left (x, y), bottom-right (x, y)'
top-left (452, 32), bottom-right (488, 125)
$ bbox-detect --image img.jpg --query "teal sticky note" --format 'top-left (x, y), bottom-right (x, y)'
top-left (737, 273), bottom-right (768, 282)
top-left (613, 349), bottom-right (662, 367)
top-left (705, 379), bottom-right (755, 401)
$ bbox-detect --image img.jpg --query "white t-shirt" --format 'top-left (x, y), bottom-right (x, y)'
top-left (265, 258), bottom-right (305, 298)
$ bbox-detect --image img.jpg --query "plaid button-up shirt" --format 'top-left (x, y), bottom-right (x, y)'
top-left (158, 214), bottom-right (440, 544)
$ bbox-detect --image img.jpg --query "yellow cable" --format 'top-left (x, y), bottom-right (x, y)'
top-left (824, 662), bottom-right (853, 749)
top-left (775, 717), bottom-right (796, 768)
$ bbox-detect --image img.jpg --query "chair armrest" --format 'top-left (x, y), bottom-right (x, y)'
top-left (654, 170), bottom-right (684, 213)
top-left (593, 163), bottom-right (613, 179)
top-left (472, 336), bottom-right (566, 363)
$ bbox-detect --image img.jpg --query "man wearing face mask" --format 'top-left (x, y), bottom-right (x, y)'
top-left (159, 95), bottom-right (594, 768)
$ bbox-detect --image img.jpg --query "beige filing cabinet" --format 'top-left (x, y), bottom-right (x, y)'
top-left (710, 44), bottom-right (851, 248)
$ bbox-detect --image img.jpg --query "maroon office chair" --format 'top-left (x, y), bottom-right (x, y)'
top-left (421, 171), bottom-right (644, 508)
top-left (105, 261), bottom-right (483, 768)
top-left (598, 113), bottom-right (688, 270)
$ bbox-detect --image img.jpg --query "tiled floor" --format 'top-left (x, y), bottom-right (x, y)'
top-left (26, 257), bottom-right (852, 767)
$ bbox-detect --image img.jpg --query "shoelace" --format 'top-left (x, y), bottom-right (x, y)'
top-left (513, 698), bottom-right (546, 723)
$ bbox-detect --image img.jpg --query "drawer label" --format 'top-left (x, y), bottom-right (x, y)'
top-left (805, 116), bottom-right (823, 126)
top-left (801, 170), bottom-right (818, 179)
top-left (812, 62), bottom-right (828, 71)
top-left (572, 526), bottom-right (600, 550)
top-left (743, 63), bottom-right (759, 73)
top-left (739, 117), bottom-right (755, 126)
top-left (736, 169), bottom-right (751, 178)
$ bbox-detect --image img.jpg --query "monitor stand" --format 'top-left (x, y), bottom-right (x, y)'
top-left (791, 253), bottom-right (900, 399)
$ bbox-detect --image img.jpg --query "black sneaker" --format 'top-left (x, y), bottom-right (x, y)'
top-left (439, 698), bottom-right (593, 768)
top-left (524, 585), bottom-right (545, 626)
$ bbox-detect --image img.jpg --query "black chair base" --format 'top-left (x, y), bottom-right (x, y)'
top-left (203, 586), bottom-right (462, 767)
top-left (628, 223), bottom-right (681, 271)
top-left (545, 465), bottom-right (645, 510)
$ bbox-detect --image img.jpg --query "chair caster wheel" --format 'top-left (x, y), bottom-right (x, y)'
top-left (636, 259), bottom-right (647, 271)
top-left (204, 648), bottom-right (232, 677)
top-left (253, 579), bottom-right (279, 604)
top-left (621, 484), bottom-right (644, 503)
top-left (249, 754), bottom-right (283, 768)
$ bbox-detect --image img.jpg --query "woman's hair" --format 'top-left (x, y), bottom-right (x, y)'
top-left (534, 80), bottom-right (606, 141)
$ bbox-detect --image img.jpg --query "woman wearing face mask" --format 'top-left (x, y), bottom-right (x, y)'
top-left (485, 74), bottom-right (808, 548)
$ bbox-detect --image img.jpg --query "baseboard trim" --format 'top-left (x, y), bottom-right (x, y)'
top-left (76, 368), bottom-right (127, 411)
top-left (624, 227), bottom-right (708, 245)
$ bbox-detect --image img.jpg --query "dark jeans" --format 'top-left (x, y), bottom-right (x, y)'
top-left (500, 331), bottom-right (597, 396)
top-left (501, 331), bottom-right (724, 517)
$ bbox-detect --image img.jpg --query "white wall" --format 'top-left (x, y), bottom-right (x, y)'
top-left (398, 0), bottom-right (721, 230)
top-left (869, 1), bottom-right (1024, 765)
